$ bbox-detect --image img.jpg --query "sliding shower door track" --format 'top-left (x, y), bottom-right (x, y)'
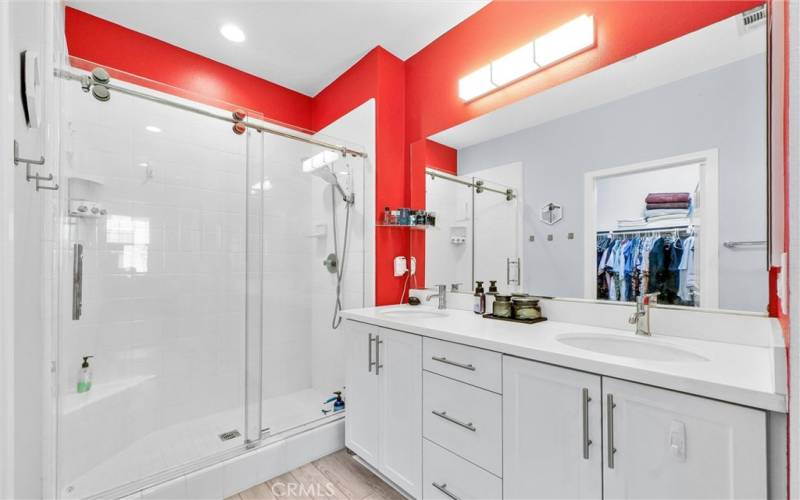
top-left (83, 412), bottom-right (344, 500)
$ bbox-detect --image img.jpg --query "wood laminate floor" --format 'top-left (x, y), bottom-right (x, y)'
top-left (227, 450), bottom-right (406, 500)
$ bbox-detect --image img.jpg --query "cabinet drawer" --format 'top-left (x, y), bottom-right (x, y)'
top-left (423, 337), bottom-right (502, 393)
top-left (423, 371), bottom-right (502, 476)
top-left (423, 438), bottom-right (502, 500)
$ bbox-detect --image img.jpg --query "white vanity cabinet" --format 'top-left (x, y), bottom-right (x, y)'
top-left (343, 314), bottom-right (774, 500)
top-left (504, 356), bottom-right (767, 500)
top-left (603, 378), bottom-right (767, 499)
top-left (503, 356), bottom-right (603, 499)
top-left (345, 321), bottom-right (422, 498)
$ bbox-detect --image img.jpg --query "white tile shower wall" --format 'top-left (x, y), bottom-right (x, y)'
top-left (58, 82), bottom-right (249, 493)
top-left (310, 100), bottom-right (375, 396)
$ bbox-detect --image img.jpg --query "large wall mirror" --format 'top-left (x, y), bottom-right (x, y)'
top-left (410, 6), bottom-right (769, 313)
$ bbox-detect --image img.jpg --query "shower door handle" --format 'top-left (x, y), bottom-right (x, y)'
top-left (72, 243), bottom-right (83, 320)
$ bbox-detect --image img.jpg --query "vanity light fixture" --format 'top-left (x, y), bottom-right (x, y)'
top-left (458, 14), bottom-right (595, 101)
top-left (144, 125), bottom-right (161, 133)
top-left (220, 23), bottom-right (246, 43)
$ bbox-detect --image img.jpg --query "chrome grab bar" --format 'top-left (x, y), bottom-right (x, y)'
top-left (432, 482), bottom-right (461, 500)
top-left (432, 410), bottom-right (476, 432)
top-left (723, 240), bottom-right (767, 249)
top-left (431, 356), bottom-right (475, 371)
top-left (582, 388), bottom-right (592, 459)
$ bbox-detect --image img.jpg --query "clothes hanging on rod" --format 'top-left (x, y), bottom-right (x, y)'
top-left (596, 227), bottom-right (698, 307)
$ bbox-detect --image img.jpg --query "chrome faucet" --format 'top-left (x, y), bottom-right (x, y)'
top-left (426, 284), bottom-right (447, 310)
top-left (629, 293), bottom-right (658, 336)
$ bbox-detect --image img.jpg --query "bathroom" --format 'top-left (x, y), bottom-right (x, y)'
top-left (0, 1), bottom-right (798, 499)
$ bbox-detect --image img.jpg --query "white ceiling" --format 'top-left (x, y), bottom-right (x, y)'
top-left (431, 14), bottom-right (765, 150)
top-left (66, 0), bottom-right (489, 96)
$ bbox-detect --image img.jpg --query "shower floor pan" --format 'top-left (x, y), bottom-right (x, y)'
top-left (62, 388), bottom-right (336, 499)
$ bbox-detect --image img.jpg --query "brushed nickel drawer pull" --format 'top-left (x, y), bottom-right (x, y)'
top-left (432, 410), bottom-right (476, 432)
top-left (432, 482), bottom-right (461, 500)
top-left (431, 356), bottom-right (476, 371)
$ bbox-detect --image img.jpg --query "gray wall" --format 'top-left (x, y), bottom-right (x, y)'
top-left (458, 55), bottom-right (767, 312)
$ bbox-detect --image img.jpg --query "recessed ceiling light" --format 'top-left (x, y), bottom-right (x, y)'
top-left (220, 23), bottom-right (246, 43)
top-left (138, 162), bottom-right (149, 167)
top-left (145, 125), bottom-right (161, 133)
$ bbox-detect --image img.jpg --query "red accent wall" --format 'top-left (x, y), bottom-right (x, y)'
top-left (404, 0), bottom-right (764, 144)
top-left (65, 1), bottom-right (780, 312)
top-left (312, 47), bottom-right (408, 306)
top-left (65, 7), bottom-right (312, 130)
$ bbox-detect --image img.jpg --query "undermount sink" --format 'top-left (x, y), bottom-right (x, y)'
top-left (378, 308), bottom-right (449, 319)
top-left (557, 334), bottom-right (709, 362)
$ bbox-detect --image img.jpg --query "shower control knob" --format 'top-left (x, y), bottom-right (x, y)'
top-left (90, 207), bottom-right (99, 214)
top-left (99, 209), bottom-right (107, 215)
top-left (77, 205), bottom-right (88, 212)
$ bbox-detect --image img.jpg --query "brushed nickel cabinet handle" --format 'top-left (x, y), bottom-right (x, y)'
top-left (432, 482), bottom-right (461, 500)
top-left (432, 410), bottom-right (476, 432)
top-left (607, 393), bottom-right (617, 468)
top-left (582, 388), bottom-right (592, 459)
top-left (431, 356), bottom-right (475, 371)
top-left (367, 334), bottom-right (376, 373)
top-left (375, 336), bottom-right (383, 376)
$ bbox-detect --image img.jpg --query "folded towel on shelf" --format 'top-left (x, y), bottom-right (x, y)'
top-left (646, 202), bottom-right (690, 210)
top-left (645, 213), bottom-right (691, 223)
top-left (643, 208), bottom-right (689, 218)
top-left (645, 192), bottom-right (691, 204)
top-left (617, 218), bottom-right (647, 228)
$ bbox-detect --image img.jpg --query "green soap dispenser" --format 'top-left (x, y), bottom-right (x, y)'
top-left (77, 356), bottom-right (94, 393)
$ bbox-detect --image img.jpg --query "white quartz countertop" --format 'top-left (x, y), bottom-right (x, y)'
top-left (341, 305), bottom-right (787, 412)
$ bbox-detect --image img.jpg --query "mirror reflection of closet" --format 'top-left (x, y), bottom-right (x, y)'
top-left (410, 7), bottom-right (769, 314)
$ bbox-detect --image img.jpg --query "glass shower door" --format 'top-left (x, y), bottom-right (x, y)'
top-left (473, 177), bottom-right (521, 293)
top-left (56, 65), bottom-right (261, 498)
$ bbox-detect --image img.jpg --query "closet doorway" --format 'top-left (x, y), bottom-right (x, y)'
top-left (583, 150), bottom-right (720, 309)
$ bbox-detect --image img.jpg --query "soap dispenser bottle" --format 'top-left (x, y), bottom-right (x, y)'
top-left (77, 356), bottom-right (94, 393)
top-left (474, 281), bottom-right (486, 314)
top-left (486, 280), bottom-right (498, 311)
top-left (324, 391), bottom-right (345, 412)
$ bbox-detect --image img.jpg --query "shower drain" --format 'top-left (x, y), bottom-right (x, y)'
top-left (219, 429), bottom-right (241, 441)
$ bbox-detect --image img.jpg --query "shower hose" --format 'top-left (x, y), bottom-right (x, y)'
top-left (331, 187), bottom-right (351, 329)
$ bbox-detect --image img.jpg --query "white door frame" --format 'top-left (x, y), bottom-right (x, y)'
top-left (582, 149), bottom-right (719, 308)
top-left (0, 0), bottom-right (15, 497)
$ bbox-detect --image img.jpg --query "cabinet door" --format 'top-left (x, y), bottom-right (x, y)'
top-left (503, 356), bottom-right (602, 499)
top-left (378, 328), bottom-right (422, 498)
top-left (344, 321), bottom-right (380, 468)
top-left (602, 378), bottom-right (767, 499)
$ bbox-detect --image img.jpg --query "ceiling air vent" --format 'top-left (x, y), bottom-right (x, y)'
top-left (740, 5), bottom-right (766, 31)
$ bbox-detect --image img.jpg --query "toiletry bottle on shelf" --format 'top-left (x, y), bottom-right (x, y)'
top-left (383, 206), bottom-right (392, 225)
top-left (474, 281), bottom-right (486, 314)
top-left (77, 356), bottom-right (94, 393)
